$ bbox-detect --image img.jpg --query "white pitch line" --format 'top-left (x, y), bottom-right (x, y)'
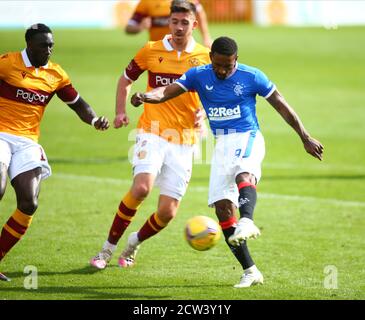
top-left (52, 173), bottom-right (365, 208)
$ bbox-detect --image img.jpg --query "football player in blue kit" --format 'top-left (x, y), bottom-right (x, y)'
top-left (130, 36), bottom-right (324, 288)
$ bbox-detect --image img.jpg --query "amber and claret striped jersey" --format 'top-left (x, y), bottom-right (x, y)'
top-left (128, 0), bottom-right (202, 41)
top-left (125, 35), bottom-right (210, 145)
top-left (0, 50), bottom-right (79, 142)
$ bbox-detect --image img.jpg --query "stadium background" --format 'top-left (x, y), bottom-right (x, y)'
top-left (0, 1), bottom-right (364, 300)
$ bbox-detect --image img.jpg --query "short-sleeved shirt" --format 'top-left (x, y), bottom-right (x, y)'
top-left (0, 50), bottom-right (79, 142)
top-left (128, 0), bottom-right (202, 41)
top-left (176, 63), bottom-right (276, 135)
top-left (125, 35), bottom-right (210, 145)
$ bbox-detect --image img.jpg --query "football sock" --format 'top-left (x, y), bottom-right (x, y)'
top-left (108, 191), bottom-right (142, 245)
top-left (220, 216), bottom-right (254, 270)
top-left (137, 212), bottom-right (168, 242)
top-left (0, 209), bottom-right (33, 262)
top-left (237, 182), bottom-right (257, 220)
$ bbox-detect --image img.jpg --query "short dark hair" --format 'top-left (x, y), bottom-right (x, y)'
top-left (211, 37), bottom-right (238, 56)
top-left (25, 23), bottom-right (52, 42)
top-left (170, 0), bottom-right (197, 15)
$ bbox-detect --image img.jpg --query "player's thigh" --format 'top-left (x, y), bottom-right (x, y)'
top-left (208, 161), bottom-right (238, 208)
top-left (132, 133), bottom-right (166, 177)
top-left (158, 144), bottom-right (193, 201)
top-left (234, 131), bottom-right (265, 183)
top-left (8, 140), bottom-right (51, 182)
top-left (130, 172), bottom-right (156, 199)
top-left (11, 167), bottom-right (42, 196)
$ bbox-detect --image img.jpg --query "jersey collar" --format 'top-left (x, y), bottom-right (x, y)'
top-left (162, 34), bottom-right (196, 53)
top-left (21, 49), bottom-right (49, 69)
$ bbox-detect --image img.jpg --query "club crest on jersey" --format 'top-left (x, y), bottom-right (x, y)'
top-left (189, 58), bottom-right (200, 66)
top-left (158, 57), bottom-right (163, 63)
top-left (233, 82), bottom-right (244, 96)
top-left (137, 150), bottom-right (147, 160)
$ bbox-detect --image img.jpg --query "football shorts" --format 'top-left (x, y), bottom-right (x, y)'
top-left (208, 130), bottom-right (265, 207)
top-left (132, 133), bottom-right (194, 201)
top-left (0, 132), bottom-right (52, 181)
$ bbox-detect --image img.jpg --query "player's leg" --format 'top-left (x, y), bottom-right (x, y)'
top-left (0, 162), bottom-right (10, 281)
top-left (215, 199), bottom-right (263, 288)
top-left (90, 173), bottom-right (155, 269)
top-left (118, 140), bottom-right (192, 268)
top-left (227, 131), bottom-right (265, 246)
top-left (0, 168), bottom-right (41, 263)
top-left (228, 172), bottom-right (261, 246)
top-left (90, 133), bottom-right (164, 269)
top-left (118, 195), bottom-right (179, 267)
top-left (0, 136), bottom-right (50, 281)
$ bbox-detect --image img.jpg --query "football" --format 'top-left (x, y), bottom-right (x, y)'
top-left (184, 215), bottom-right (221, 251)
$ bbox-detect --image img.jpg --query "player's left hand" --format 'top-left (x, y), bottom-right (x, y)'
top-left (131, 92), bottom-right (144, 107)
top-left (93, 116), bottom-right (110, 131)
top-left (303, 137), bottom-right (324, 160)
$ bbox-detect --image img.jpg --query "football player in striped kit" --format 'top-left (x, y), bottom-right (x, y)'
top-left (0, 23), bottom-right (109, 281)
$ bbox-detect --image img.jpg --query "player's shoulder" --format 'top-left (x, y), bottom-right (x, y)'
top-left (236, 63), bottom-right (266, 79)
top-left (0, 51), bottom-right (19, 63)
top-left (144, 39), bottom-right (164, 51)
top-left (195, 64), bottom-right (212, 72)
top-left (47, 60), bottom-right (69, 78)
top-left (236, 63), bottom-right (260, 75)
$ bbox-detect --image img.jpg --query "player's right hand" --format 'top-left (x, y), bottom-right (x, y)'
top-left (113, 113), bottom-right (129, 128)
top-left (131, 93), bottom-right (144, 107)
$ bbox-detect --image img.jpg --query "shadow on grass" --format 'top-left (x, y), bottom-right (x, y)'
top-left (0, 266), bottom-right (228, 299)
top-left (0, 285), bottom-right (169, 299)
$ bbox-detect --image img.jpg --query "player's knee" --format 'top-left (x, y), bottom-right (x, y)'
top-left (157, 209), bottom-right (175, 224)
top-left (132, 184), bottom-right (151, 200)
top-left (215, 200), bottom-right (235, 221)
top-left (236, 172), bottom-right (256, 185)
top-left (18, 198), bottom-right (38, 215)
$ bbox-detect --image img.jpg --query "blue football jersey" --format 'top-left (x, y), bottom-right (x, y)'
top-left (176, 63), bottom-right (275, 135)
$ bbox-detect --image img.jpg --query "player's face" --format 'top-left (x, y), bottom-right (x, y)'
top-left (210, 52), bottom-right (238, 80)
top-left (27, 32), bottom-right (54, 67)
top-left (169, 12), bottom-right (197, 45)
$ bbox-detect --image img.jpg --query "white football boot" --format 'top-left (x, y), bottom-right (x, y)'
top-left (228, 217), bottom-right (261, 246)
top-left (234, 265), bottom-right (264, 288)
top-left (90, 241), bottom-right (116, 270)
top-left (118, 232), bottom-right (141, 268)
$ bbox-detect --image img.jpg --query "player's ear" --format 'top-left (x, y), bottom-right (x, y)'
top-left (192, 19), bottom-right (198, 30)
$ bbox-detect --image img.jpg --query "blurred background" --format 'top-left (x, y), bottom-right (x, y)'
top-left (1, 0), bottom-right (365, 29)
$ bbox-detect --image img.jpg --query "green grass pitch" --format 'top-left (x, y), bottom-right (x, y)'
top-left (0, 24), bottom-right (364, 300)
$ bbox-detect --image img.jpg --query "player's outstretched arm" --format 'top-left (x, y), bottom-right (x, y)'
top-left (125, 17), bottom-right (151, 35)
top-left (68, 96), bottom-right (110, 131)
top-left (196, 5), bottom-right (212, 48)
top-left (114, 75), bottom-right (133, 129)
top-left (131, 83), bottom-right (185, 107)
top-left (267, 89), bottom-right (324, 161)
